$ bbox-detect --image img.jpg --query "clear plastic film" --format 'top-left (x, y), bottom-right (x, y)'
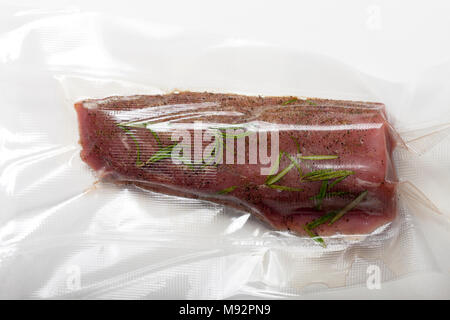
top-left (1, 2), bottom-right (450, 299)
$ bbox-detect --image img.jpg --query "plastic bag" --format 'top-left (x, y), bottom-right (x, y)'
top-left (1, 2), bottom-right (449, 299)
top-left (75, 92), bottom-right (399, 239)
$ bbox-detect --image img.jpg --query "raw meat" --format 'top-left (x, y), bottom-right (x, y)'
top-left (75, 92), bottom-right (397, 239)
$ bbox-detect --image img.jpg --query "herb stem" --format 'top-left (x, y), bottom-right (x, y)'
top-left (328, 176), bottom-right (347, 190)
top-left (285, 153), bottom-right (303, 178)
top-left (307, 211), bottom-right (337, 230)
top-left (315, 180), bottom-right (328, 210)
top-left (303, 170), bottom-right (354, 182)
top-left (282, 98), bottom-right (298, 105)
top-left (298, 155), bottom-right (338, 160)
top-left (268, 185), bottom-right (303, 192)
top-left (118, 125), bottom-right (143, 166)
top-left (329, 190), bottom-right (368, 225)
top-left (216, 185), bottom-right (238, 195)
top-left (303, 225), bottom-right (326, 247)
top-left (266, 162), bottom-right (295, 185)
top-left (139, 143), bottom-right (176, 166)
top-left (290, 136), bottom-right (301, 154)
top-left (220, 128), bottom-right (254, 139)
top-left (148, 128), bottom-right (162, 148)
top-left (265, 152), bottom-right (283, 183)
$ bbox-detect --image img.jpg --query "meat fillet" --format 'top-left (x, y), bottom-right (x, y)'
top-left (75, 92), bottom-right (398, 238)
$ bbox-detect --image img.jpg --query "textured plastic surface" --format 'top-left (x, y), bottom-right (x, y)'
top-left (1, 1), bottom-right (450, 299)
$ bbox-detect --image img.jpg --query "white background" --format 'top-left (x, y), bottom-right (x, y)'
top-left (1, 0), bottom-right (449, 299)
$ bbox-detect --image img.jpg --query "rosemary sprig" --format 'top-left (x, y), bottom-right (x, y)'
top-left (298, 155), bottom-right (338, 160)
top-left (220, 128), bottom-right (254, 139)
top-left (303, 210), bottom-right (339, 247)
top-left (265, 152), bottom-right (283, 183)
top-left (265, 151), bottom-right (304, 185)
top-left (139, 143), bottom-right (176, 166)
top-left (310, 191), bottom-right (349, 201)
top-left (306, 211), bottom-right (337, 230)
top-left (328, 176), bottom-right (347, 190)
top-left (148, 128), bottom-right (162, 148)
top-left (314, 180), bottom-right (328, 210)
top-left (265, 161), bottom-right (295, 185)
top-left (303, 169), bottom-right (354, 182)
top-left (282, 98), bottom-right (298, 105)
top-left (186, 129), bottom-right (223, 170)
top-left (303, 225), bottom-right (326, 248)
top-left (268, 184), bottom-right (303, 192)
top-left (289, 135), bottom-right (301, 154)
top-left (327, 191), bottom-right (349, 197)
top-left (283, 97), bottom-right (317, 106)
top-left (285, 153), bottom-right (303, 178)
top-left (119, 120), bottom-right (147, 128)
top-left (329, 190), bottom-right (368, 225)
top-left (216, 185), bottom-right (238, 195)
top-left (201, 132), bottom-right (224, 167)
top-left (118, 125), bottom-right (143, 166)
top-left (303, 169), bottom-right (333, 176)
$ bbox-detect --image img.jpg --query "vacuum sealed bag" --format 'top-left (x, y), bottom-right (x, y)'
top-left (1, 3), bottom-right (450, 299)
top-left (75, 92), bottom-right (398, 241)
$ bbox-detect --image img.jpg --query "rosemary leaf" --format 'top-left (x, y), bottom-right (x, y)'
top-left (221, 129), bottom-right (254, 139)
top-left (265, 152), bottom-right (283, 183)
top-left (282, 98), bottom-right (298, 105)
top-left (265, 162), bottom-right (295, 185)
top-left (140, 144), bottom-right (176, 166)
top-left (201, 133), bottom-right (223, 167)
top-left (303, 225), bottom-right (326, 247)
top-left (326, 191), bottom-right (349, 197)
top-left (289, 135), bottom-right (301, 154)
top-left (118, 125), bottom-right (143, 166)
top-left (328, 175), bottom-right (347, 190)
top-left (315, 180), bottom-right (328, 210)
top-left (148, 128), bottom-right (162, 148)
top-left (303, 169), bottom-right (334, 177)
top-left (268, 184), bottom-right (303, 192)
top-left (307, 211), bottom-right (337, 230)
top-left (119, 121), bottom-right (148, 128)
top-left (309, 191), bottom-right (349, 201)
top-left (303, 170), bottom-right (354, 182)
top-left (285, 153), bottom-right (303, 178)
top-left (298, 155), bottom-right (338, 160)
top-left (216, 185), bottom-right (238, 195)
top-left (329, 190), bottom-right (368, 225)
